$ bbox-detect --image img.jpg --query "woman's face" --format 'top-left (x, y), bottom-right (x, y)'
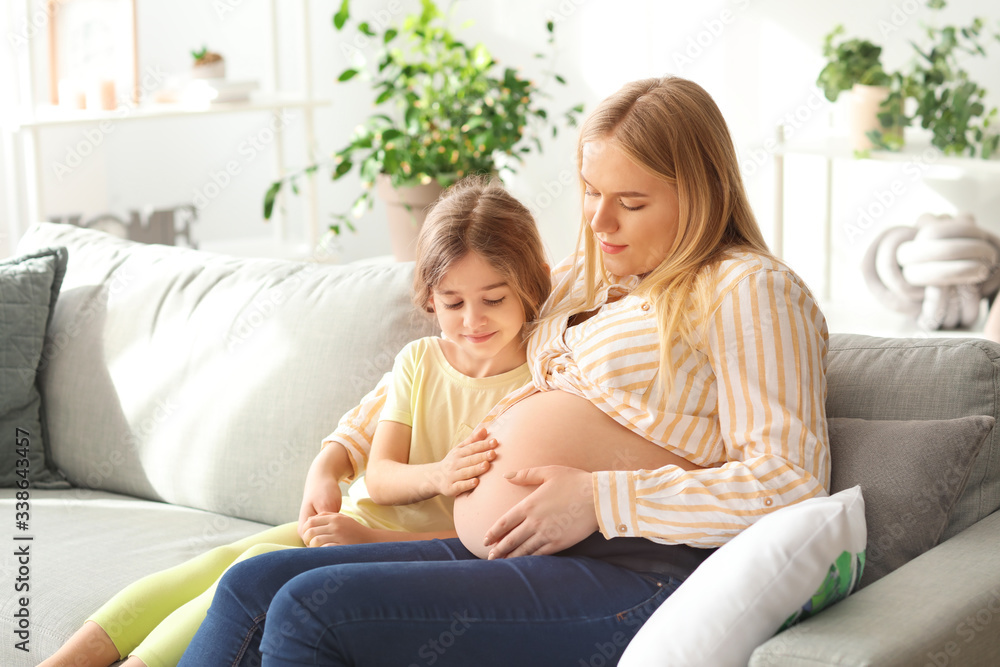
top-left (581, 138), bottom-right (680, 277)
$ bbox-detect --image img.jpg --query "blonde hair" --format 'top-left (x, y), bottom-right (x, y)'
top-left (413, 175), bottom-right (551, 328)
top-left (573, 76), bottom-right (772, 386)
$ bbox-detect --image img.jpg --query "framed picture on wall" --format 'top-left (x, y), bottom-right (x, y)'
top-left (48, 0), bottom-right (139, 109)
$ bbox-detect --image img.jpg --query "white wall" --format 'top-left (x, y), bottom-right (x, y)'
top-left (3, 0), bottom-right (999, 316)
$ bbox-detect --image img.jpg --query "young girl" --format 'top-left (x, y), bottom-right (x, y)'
top-left (40, 175), bottom-right (551, 667)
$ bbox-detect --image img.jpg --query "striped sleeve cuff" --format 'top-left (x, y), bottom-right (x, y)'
top-left (593, 470), bottom-right (639, 538)
top-left (322, 433), bottom-right (366, 481)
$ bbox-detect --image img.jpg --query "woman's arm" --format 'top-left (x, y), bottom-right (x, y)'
top-left (483, 265), bottom-right (830, 556)
top-left (320, 372), bottom-right (393, 480)
top-left (591, 267), bottom-right (831, 547)
top-left (297, 442), bottom-right (352, 540)
top-left (366, 423), bottom-right (498, 505)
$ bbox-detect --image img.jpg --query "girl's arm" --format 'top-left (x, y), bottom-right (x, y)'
top-left (366, 423), bottom-right (497, 505)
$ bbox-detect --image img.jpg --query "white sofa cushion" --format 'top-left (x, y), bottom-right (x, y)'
top-left (16, 223), bottom-right (437, 525)
top-left (620, 486), bottom-right (866, 667)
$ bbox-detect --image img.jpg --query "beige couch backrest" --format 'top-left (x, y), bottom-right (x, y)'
top-left (19, 223), bottom-right (438, 525)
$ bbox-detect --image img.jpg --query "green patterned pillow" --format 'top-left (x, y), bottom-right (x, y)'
top-left (0, 247), bottom-right (70, 488)
top-left (779, 549), bottom-right (865, 631)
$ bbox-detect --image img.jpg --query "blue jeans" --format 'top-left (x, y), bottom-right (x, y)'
top-left (178, 538), bottom-right (681, 667)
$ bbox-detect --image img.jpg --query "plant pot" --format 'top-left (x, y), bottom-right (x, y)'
top-left (375, 174), bottom-right (444, 262)
top-left (848, 84), bottom-right (895, 152)
top-left (192, 60), bottom-right (226, 80)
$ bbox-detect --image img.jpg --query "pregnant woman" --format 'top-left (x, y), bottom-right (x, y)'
top-left (180, 75), bottom-right (830, 666)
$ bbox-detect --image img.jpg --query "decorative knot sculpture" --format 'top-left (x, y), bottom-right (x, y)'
top-left (862, 213), bottom-right (1000, 330)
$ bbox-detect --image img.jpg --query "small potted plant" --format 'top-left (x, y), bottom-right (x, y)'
top-left (191, 46), bottom-right (226, 80)
top-left (817, 2), bottom-right (1000, 158)
top-left (264, 0), bottom-right (583, 260)
top-left (815, 25), bottom-right (894, 152)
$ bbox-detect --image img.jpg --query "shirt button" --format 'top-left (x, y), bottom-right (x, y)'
top-left (641, 302), bottom-right (651, 311)
top-left (764, 498), bottom-right (773, 507)
top-left (617, 524), bottom-right (628, 533)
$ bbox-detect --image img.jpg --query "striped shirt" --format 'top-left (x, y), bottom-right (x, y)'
top-left (326, 250), bottom-right (830, 548)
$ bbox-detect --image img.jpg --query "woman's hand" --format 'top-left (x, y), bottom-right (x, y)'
top-left (433, 427), bottom-right (499, 497)
top-left (482, 465), bottom-right (599, 559)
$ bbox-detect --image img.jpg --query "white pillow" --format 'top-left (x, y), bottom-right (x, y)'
top-left (620, 486), bottom-right (866, 667)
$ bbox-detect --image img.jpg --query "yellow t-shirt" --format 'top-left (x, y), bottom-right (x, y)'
top-left (340, 336), bottom-right (530, 533)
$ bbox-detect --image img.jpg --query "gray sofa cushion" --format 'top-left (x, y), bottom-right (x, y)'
top-left (16, 223), bottom-right (438, 525)
top-left (829, 416), bottom-right (993, 587)
top-left (0, 247), bottom-right (70, 488)
top-left (827, 334), bottom-right (1000, 540)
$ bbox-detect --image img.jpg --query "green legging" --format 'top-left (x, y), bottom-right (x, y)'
top-left (88, 522), bottom-right (303, 667)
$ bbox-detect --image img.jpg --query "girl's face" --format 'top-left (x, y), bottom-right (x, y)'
top-left (430, 252), bottom-right (527, 378)
top-left (581, 138), bottom-right (680, 277)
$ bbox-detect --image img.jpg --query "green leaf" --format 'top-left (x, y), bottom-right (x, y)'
top-left (333, 160), bottom-right (354, 179)
top-left (555, 74), bottom-right (566, 85)
top-left (359, 22), bottom-right (376, 37)
top-left (338, 68), bottom-right (359, 82)
top-left (263, 181), bottom-right (281, 219)
top-left (384, 28), bottom-right (398, 44)
top-left (333, 0), bottom-right (350, 30)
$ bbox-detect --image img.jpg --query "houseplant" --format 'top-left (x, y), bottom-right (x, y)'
top-left (264, 0), bottom-right (583, 259)
top-left (889, 4), bottom-right (1000, 158)
top-left (190, 46), bottom-right (225, 79)
top-left (815, 25), bottom-right (895, 152)
top-left (821, 1), bottom-right (1000, 158)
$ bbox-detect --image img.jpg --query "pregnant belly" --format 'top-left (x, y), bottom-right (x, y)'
top-left (453, 390), bottom-right (696, 558)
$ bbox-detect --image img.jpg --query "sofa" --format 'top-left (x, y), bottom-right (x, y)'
top-left (2, 222), bottom-right (999, 666)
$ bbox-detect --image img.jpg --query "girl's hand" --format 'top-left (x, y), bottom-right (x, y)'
top-left (482, 466), bottom-right (598, 559)
top-left (433, 427), bottom-right (499, 497)
top-left (299, 512), bottom-right (380, 547)
top-left (297, 445), bottom-right (350, 542)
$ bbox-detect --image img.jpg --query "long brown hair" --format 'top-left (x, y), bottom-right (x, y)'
top-left (413, 175), bottom-right (551, 328)
top-left (573, 76), bottom-right (772, 385)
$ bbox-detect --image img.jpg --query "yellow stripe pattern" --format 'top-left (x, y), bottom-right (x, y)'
top-left (505, 250), bottom-right (830, 548)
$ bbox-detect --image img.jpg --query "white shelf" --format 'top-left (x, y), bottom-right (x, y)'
top-left (776, 134), bottom-right (1000, 174)
top-left (4, 0), bottom-right (323, 255)
top-left (8, 96), bottom-right (331, 130)
top-left (773, 127), bottom-right (1000, 304)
